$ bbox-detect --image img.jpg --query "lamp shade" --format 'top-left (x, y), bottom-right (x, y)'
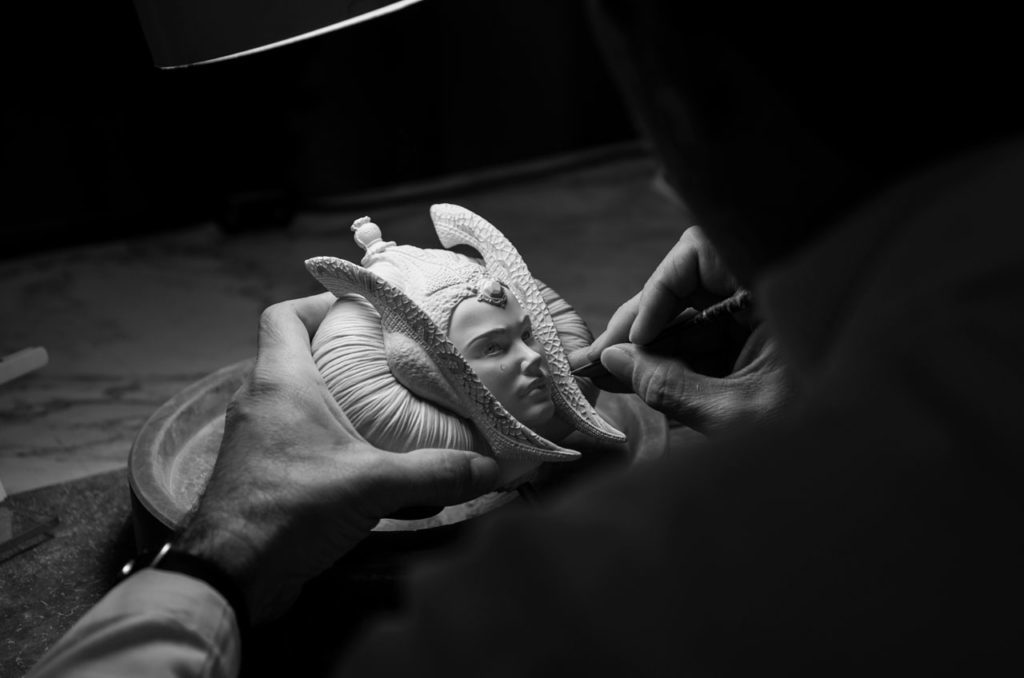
top-left (132, 0), bottom-right (424, 68)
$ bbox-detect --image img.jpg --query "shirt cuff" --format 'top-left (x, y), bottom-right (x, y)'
top-left (28, 569), bottom-right (241, 678)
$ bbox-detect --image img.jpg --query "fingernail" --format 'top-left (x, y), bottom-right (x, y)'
top-left (601, 347), bottom-right (633, 377)
top-left (629, 326), bottom-right (651, 345)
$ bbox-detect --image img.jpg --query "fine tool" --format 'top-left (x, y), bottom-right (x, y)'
top-left (568, 289), bottom-right (753, 380)
top-left (0, 505), bottom-right (59, 563)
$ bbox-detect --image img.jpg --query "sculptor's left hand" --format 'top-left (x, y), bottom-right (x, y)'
top-left (175, 293), bottom-right (499, 623)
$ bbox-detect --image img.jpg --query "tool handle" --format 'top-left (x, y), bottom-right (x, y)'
top-left (569, 290), bottom-right (752, 379)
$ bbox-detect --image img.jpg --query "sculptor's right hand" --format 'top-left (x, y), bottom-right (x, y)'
top-left (588, 226), bottom-right (793, 435)
top-left (175, 294), bottom-right (499, 624)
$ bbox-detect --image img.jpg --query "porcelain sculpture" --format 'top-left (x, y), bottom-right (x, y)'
top-left (305, 204), bottom-right (626, 484)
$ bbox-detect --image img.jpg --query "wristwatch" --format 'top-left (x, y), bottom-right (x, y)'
top-left (120, 541), bottom-right (251, 635)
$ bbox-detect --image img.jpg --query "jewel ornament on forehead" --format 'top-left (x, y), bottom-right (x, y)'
top-left (476, 278), bottom-right (507, 309)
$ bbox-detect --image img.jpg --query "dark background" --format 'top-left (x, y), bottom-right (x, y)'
top-left (2, 0), bottom-right (638, 259)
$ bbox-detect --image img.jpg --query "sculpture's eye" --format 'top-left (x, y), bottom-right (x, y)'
top-left (483, 341), bottom-right (505, 357)
top-left (522, 327), bottom-right (534, 343)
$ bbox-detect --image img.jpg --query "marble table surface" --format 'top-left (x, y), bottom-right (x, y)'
top-left (0, 152), bottom-right (691, 497)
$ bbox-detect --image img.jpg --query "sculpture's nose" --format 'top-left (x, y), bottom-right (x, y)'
top-left (520, 342), bottom-right (545, 376)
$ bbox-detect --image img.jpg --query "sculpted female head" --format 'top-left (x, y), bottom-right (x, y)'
top-left (306, 204), bottom-right (624, 480)
top-left (447, 285), bottom-right (561, 440)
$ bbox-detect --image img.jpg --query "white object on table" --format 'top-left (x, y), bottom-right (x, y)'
top-left (1, 346), bottom-right (50, 499)
top-left (0, 346), bottom-right (48, 387)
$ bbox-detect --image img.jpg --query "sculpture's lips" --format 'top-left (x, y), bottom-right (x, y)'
top-left (522, 376), bottom-right (548, 397)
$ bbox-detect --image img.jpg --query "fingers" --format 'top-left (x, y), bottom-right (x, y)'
top-left (601, 344), bottom-right (697, 423)
top-left (683, 225), bottom-right (741, 299)
top-left (631, 236), bottom-right (701, 345)
top-left (593, 226), bottom-right (739, 360)
top-left (370, 449), bottom-right (500, 514)
top-left (243, 293), bottom-right (366, 438)
top-left (257, 293), bottom-right (334, 354)
top-left (600, 340), bottom-right (790, 436)
top-left (587, 292), bottom-right (642, 363)
top-left (254, 293), bottom-right (335, 380)
top-left (601, 342), bottom-right (746, 434)
top-left (288, 292), bottom-right (336, 337)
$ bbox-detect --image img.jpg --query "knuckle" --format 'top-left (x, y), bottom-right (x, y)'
top-left (650, 276), bottom-right (680, 301)
top-left (225, 369), bottom-right (292, 425)
top-left (679, 226), bottom-right (699, 245)
top-left (432, 451), bottom-right (471, 498)
top-left (258, 302), bottom-right (288, 336)
top-left (636, 358), bottom-right (692, 419)
top-left (636, 359), bottom-right (672, 407)
top-left (225, 375), bottom-right (257, 416)
top-left (360, 451), bottom-right (394, 490)
top-left (245, 365), bottom-right (285, 401)
top-left (223, 393), bottom-right (257, 429)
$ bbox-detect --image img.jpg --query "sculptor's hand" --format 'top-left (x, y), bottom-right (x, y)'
top-left (587, 226), bottom-right (793, 435)
top-left (176, 293), bottom-right (499, 623)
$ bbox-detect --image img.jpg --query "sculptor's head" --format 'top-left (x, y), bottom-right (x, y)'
top-left (448, 289), bottom-right (558, 436)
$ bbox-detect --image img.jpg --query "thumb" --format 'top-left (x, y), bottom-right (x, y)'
top-left (373, 448), bottom-right (500, 514)
top-left (601, 344), bottom-right (716, 425)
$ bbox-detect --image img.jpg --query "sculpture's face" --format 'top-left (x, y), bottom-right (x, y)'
top-left (449, 293), bottom-right (557, 431)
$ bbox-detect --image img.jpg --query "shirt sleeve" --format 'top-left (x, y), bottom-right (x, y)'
top-left (337, 349), bottom-right (1024, 676)
top-left (27, 569), bottom-right (241, 678)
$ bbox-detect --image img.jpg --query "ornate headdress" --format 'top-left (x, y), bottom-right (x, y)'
top-left (305, 204), bottom-right (625, 467)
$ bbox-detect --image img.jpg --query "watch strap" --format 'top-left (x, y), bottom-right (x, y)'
top-left (121, 541), bottom-right (251, 638)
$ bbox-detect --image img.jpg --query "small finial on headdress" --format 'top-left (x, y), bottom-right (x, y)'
top-left (351, 216), bottom-right (381, 252)
top-left (350, 216), bottom-right (396, 264)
